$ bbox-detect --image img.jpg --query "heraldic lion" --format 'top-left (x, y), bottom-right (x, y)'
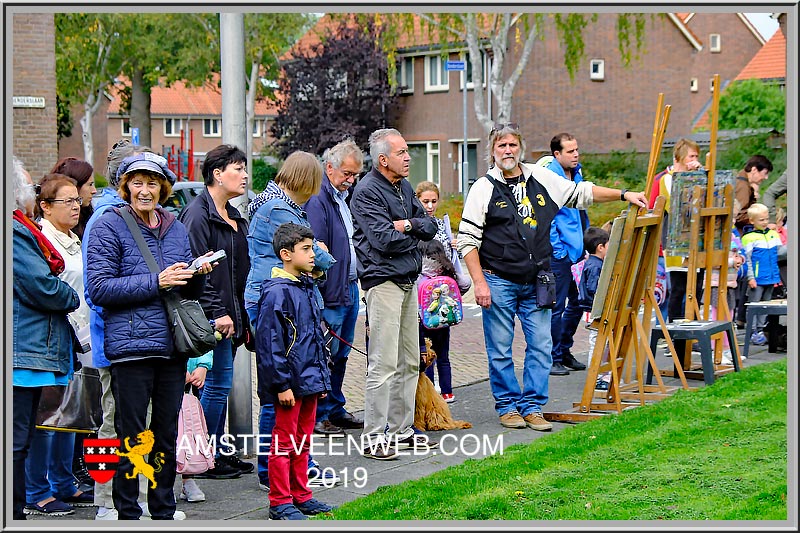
top-left (115, 429), bottom-right (165, 489)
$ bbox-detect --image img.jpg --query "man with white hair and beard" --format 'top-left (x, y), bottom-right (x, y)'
top-left (457, 123), bottom-right (647, 432)
top-left (305, 139), bottom-right (366, 436)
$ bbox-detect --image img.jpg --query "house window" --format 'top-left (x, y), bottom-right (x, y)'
top-left (253, 120), bottom-right (261, 137)
top-left (456, 142), bottom-right (479, 192)
top-left (424, 55), bottom-right (449, 92)
top-left (164, 118), bottom-right (183, 137)
top-left (121, 119), bottom-right (131, 137)
top-left (396, 56), bottom-right (414, 94)
top-left (690, 78), bottom-right (699, 92)
top-left (203, 118), bottom-right (221, 137)
top-left (461, 52), bottom-right (487, 90)
top-left (709, 34), bottom-right (721, 53)
top-left (590, 59), bottom-right (605, 81)
top-left (407, 142), bottom-right (440, 188)
top-left (709, 78), bottom-right (716, 92)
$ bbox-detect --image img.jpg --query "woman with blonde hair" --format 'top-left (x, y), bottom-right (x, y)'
top-left (244, 150), bottom-right (337, 494)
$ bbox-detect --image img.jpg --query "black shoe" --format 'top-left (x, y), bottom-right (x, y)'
top-left (314, 420), bottom-right (344, 435)
top-left (562, 354), bottom-right (586, 371)
top-left (395, 433), bottom-right (438, 450)
top-left (362, 445), bottom-right (398, 460)
top-left (218, 453), bottom-right (255, 474)
top-left (549, 363), bottom-right (570, 376)
top-left (329, 411), bottom-right (364, 429)
top-left (194, 461), bottom-right (242, 480)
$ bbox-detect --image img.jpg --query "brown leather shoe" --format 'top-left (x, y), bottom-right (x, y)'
top-left (313, 420), bottom-right (344, 435)
top-left (498, 410), bottom-right (526, 429)
top-left (329, 411), bottom-right (364, 429)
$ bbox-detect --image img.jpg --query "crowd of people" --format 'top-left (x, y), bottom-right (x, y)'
top-left (12, 124), bottom-right (787, 521)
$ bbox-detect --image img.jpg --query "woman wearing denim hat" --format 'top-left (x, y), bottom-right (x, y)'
top-left (85, 153), bottom-right (217, 520)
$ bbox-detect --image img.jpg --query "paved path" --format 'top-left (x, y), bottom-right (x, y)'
top-left (45, 305), bottom-right (786, 521)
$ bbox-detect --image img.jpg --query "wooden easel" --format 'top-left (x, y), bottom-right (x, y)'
top-left (544, 195), bottom-right (690, 423)
top-left (660, 74), bottom-right (744, 380)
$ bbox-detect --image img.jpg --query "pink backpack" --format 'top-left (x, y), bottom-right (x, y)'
top-left (418, 275), bottom-right (463, 330)
top-left (176, 391), bottom-right (215, 475)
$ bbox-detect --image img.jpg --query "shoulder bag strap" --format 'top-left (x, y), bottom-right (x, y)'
top-left (118, 207), bottom-right (160, 274)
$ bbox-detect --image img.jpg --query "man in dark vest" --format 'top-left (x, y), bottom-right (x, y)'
top-left (457, 123), bottom-right (646, 431)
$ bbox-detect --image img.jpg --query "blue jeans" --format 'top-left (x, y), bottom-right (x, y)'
top-left (317, 280), bottom-right (360, 422)
top-left (550, 255), bottom-right (577, 364)
top-left (483, 272), bottom-right (552, 416)
top-left (25, 429), bottom-right (77, 503)
top-left (199, 337), bottom-right (234, 451)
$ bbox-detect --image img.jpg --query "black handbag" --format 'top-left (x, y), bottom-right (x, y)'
top-left (536, 270), bottom-right (557, 309)
top-left (119, 208), bottom-right (218, 359)
top-left (36, 367), bottom-right (103, 433)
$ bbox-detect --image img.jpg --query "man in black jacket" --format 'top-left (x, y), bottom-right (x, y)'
top-left (350, 128), bottom-right (437, 460)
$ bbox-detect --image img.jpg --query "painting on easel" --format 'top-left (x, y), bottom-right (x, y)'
top-left (665, 170), bottom-right (735, 256)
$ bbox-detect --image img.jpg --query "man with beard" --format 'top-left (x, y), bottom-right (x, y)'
top-left (457, 123), bottom-right (646, 431)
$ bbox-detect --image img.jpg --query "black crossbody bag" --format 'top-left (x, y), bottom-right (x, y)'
top-left (119, 208), bottom-right (218, 358)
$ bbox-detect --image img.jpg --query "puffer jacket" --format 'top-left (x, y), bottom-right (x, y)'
top-left (255, 267), bottom-right (331, 405)
top-left (85, 205), bottom-right (205, 363)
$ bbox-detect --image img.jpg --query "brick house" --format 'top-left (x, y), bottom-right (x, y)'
top-left (377, 12), bottom-right (769, 195)
top-left (60, 75), bottom-right (278, 180)
top-left (12, 13), bottom-right (59, 180)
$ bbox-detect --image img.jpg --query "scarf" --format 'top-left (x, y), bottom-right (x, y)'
top-left (248, 181), bottom-right (303, 218)
top-left (13, 209), bottom-right (65, 275)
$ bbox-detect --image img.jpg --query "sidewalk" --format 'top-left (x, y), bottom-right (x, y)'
top-left (47, 309), bottom-right (785, 522)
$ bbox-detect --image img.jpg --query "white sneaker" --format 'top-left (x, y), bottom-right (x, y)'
top-left (139, 502), bottom-right (186, 520)
top-left (721, 350), bottom-right (733, 366)
top-left (180, 479), bottom-right (206, 502)
top-left (95, 506), bottom-right (118, 520)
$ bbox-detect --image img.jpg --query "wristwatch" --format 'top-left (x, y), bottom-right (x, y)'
top-left (403, 220), bottom-right (412, 233)
top-left (619, 188), bottom-right (628, 201)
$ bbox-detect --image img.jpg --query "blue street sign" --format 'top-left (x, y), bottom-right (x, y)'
top-left (131, 127), bottom-right (140, 145)
top-left (445, 60), bottom-right (466, 71)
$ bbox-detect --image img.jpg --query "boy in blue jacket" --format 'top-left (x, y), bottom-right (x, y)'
top-left (741, 203), bottom-right (786, 346)
top-left (254, 223), bottom-right (333, 520)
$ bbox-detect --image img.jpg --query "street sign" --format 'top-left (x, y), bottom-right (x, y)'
top-left (131, 127), bottom-right (140, 145)
top-left (445, 60), bottom-right (466, 71)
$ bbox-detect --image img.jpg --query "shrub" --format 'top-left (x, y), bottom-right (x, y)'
top-left (251, 159), bottom-right (278, 193)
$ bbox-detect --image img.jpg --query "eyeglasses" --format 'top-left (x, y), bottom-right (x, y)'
top-left (47, 197), bottom-right (83, 207)
top-left (340, 170), bottom-right (359, 179)
top-left (491, 122), bottom-right (520, 133)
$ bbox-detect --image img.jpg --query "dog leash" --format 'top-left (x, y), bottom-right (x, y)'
top-left (323, 322), bottom-right (368, 357)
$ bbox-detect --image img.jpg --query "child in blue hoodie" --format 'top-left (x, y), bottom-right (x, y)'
top-left (254, 222), bottom-right (333, 520)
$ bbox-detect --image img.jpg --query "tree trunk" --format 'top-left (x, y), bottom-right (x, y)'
top-left (130, 67), bottom-right (152, 148)
top-left (80, 87), bottom-right (105, 166)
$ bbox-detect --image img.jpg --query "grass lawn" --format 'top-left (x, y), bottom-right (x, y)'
top-left (324, 359), bottom-right (788, 521)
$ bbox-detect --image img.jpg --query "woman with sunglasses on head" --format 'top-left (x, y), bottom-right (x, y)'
top-left (18, 172), bottom-right (87, 517)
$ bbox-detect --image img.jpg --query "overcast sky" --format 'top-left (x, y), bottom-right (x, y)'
top-left (745, 12), bottom-right (779, 40)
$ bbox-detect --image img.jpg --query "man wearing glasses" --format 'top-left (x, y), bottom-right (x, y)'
top-left (350, 128), bottom-right (437, 460)
top-left (457, 123), bottom-right (647, 432)
top-left (306, 139), bottom-right (366, 436)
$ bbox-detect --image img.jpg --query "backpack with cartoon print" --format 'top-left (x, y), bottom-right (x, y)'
top-left (418, 275), bottom-right (463, 330)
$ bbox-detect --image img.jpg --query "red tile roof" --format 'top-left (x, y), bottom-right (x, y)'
top-left (107, 74), bottom-right (277, 116)
top-left (736, 28), bottom-right (786, 80)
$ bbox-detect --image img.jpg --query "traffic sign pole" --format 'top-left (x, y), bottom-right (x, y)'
top-left (445, 60), bottom-right (469, 199)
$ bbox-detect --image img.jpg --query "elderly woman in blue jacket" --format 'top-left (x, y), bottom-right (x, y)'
top-left (85, 153), bottom-right (215, 520)
top-left (12, 157), bottom-right (80, 521)
top-left (244, 150), bottom-right (336, 491)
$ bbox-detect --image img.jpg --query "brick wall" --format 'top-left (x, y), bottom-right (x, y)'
top-left (12, 13), bottom-right (58, 180)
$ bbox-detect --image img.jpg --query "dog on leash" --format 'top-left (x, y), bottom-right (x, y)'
top-left (414, 338), bottom-right (472, 431)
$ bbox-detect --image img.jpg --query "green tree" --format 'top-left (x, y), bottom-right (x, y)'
top-left (346, 13), bottom-right (651, 134)
top-left (718, 79), bottom-right (786, 131)
top-left (56, 13), bottom-right (127, 164)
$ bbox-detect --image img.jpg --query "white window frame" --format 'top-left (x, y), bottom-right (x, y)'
top-left (460, 51), bottom-right (487, 90)
top-left (253, 119), bottom-right (261, 137)
top-left (396, 56), bottom-right (414, 94)
top-left (424, 55), bottom-right (449, 92)
top-left (709, 78), bottom-right (716, 92)
top-left (690, 78), bottom-right (699, 92)
top-left (121, 118), bottom-right (131, 137)
top-left (203, 118), bottom-right (221, 137)
top-left (163, 118), bottom-right (183, 137)
top-left (408, 141), bottom-right (440, 186)
top-left (590, 59), bottom-right (605, 81)
top-left (709, 33), bottom-right (721, 53)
